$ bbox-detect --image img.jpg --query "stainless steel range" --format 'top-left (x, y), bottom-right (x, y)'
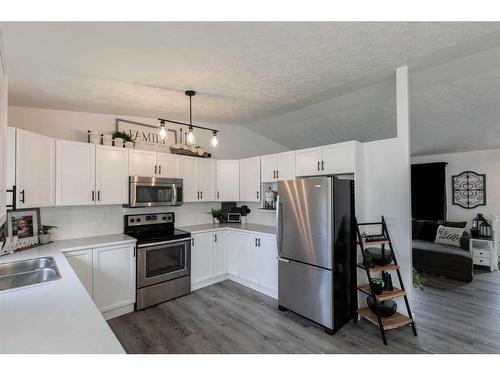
top-left (124, 212), bottom-right (191, 310)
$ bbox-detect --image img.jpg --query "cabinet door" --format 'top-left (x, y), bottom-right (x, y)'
top-left (157, 152), bottom-right (180, 178)
top-left (261, 154), bottom-right (278, 183)
top-left (128, 149), bottom-right (156, 177)
top-left (95, 145), bottom-right (128, 205)
top-left (92, 244), bottom-right (136, 313)
top-left (198, 158), bottom-right (216, 201)
top-left (180, 156), bottom-right (199, 202)
top-left (277, 151), bottom-right (296, 181)
top-left (56, 140), bottom-right (96, 206)
top-left (16, 129), bottom-right (55, 208)
top-left (239, 156), bottom-right (261, 202)
top-left (65, 249), bottom-right (93, 297)
top-left (295, 147), bottom-right (322, 177)
top-left (216, 160), bottom-right (239, 201)
top-left (191, 233), bottom-right (213, 284)
top-left (238, 233), bottom-right (260, 285)
top-left (227, 230), bottom-right (240, 276)
top-left (259, 237), bottom-right (278, 293)
top-left (321, 143), bottom-right (354, 174)
top-left (212, 231), bottom-right (228, 277)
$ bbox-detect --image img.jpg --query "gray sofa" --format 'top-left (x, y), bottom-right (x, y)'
top-left (412, 220), bottom-right (473, 282)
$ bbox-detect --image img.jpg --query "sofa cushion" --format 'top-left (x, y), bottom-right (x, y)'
top-left (412, 220), bottom-right (439, 242)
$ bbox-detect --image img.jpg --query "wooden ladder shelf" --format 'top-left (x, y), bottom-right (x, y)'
top-left (354, 216), bottom-right (417, 345)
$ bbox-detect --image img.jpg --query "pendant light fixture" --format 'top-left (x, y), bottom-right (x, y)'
top-left (158, 90), bottom-right (219, 147)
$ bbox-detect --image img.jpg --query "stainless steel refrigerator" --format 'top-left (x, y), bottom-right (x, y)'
top-left (276, 176), bottom-right (356, 333)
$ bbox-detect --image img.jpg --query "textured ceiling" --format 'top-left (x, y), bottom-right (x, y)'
top-left (1, 22), bottom-right (500, 154)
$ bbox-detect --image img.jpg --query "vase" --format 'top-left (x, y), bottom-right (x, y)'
top-left (39, 234), bottom-right (50, 244)
top-left (213, 218), bottom-right (220, 224)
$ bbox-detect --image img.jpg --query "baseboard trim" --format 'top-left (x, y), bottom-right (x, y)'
top-left (192, 274), bottom-right (229, 291)
top-left (192, 274), bottom-right (278, 299)
top-left (102, 303), bottom-right (134, 320)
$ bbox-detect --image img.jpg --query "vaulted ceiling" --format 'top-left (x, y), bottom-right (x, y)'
top-left (1, 22), bottom-right (500, 155)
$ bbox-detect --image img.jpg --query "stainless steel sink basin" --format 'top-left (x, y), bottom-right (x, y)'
top-left (0, 257), bottom-right (61, 291)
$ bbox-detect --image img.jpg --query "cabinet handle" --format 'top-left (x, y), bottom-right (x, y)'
top-left (255, 238), bottom-right (258, 247)
top-left (258, 238), bottom-right (261, 247)
top-left (159, 165), bottom-right (162, 174)
top-left (20, 189), bottom-right (25, 204)
top-left (273, 170), bottom-right (276, 179)
top-left (91, 190), bottom-right (95, 202)
top-left (191, 238), bottom-right (195, 246)
top-left (321, 161), bottom-right (324, 171)
top-left (217, 191), bottom-right (220, 199)
top-left (155, 165), bottom-right (158, 174)
top-left (97, 190), bottom-right (101, 201)
top-left (200, 191), bottom-right (203, 199)
top-left (214, 234), bottom-right (217, 242)
top-left (256, 191), bottom-right (259, 199)
top-left (197, 191), bottom-right (200, 199)
top-left (276, 170), bottom-right (279, 179)
top-left (317, 161), bottom-right (320, 171)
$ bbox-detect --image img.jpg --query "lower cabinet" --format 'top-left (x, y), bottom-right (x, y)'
top-left (190, 229), bottom-right (277, 298)
top-left (64, 242), bottom-right (136, 320)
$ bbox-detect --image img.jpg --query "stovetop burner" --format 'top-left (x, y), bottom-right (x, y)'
top-left (124, 212), bottom-right (190, 244)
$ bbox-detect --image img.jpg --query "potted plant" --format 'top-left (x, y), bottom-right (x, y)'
top-left (210, 209), bottom-right (223, 224)
top-left (39, 225), bottom-right (57, 244)
top-left (112, 131), bottom-right (135, 148)
top-left (370, 278), bottom-right (384, 295)
top-left (412, 268), bottom-right (425, 290)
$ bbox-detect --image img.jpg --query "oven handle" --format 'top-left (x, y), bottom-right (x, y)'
top-left (138, 238), bottom-right (191, 248)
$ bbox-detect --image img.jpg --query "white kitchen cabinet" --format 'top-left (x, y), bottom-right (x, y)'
top-left (238, 232), bottom-right (260, 285)
top-left (259, 236), bottom-right (278, 294)
top-left (212, 230), bottom-right (228, 277)
top-left (157, 152), bottom-right (180, 178)
top-left (95, 145), bottom-right (128, 205)
top-left (227, 230), bottom-right (240, 276)
top-left (295, 146), bottom-right (322, 177)
top-left (0, 46), bottom-right (7, 226)
top-left (15, 129), bottom-right (55, 208)
top-left (295, 142), bottom-right (355, 176)
top-left (56, 140), bottom-right (96, 206)
top-left (92, 243), bottom-right (136, 316)
top-left (216, 160), bottom-right (239, 201)
top-left (261, 151), bottom-right (295, 183)
top-left (198, 158), bottom-right (216, 201)
top-left (128, 149), bottom-right (156, 177)
top-left (64, 249), bottom-right (93, 296)
top-left (239, 156), bottom-right (261, 202)
top-left (191, 233), bottom-right (214, 285)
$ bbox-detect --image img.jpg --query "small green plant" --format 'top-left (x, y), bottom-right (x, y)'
top-left (210, 209), bottom-right (223, 219)
top-left (412, 268), bottom-right (425, 290)
top-left (112, 130), bottom-right (135, 143)
top-left (39, 225), bottom-right (58, 235)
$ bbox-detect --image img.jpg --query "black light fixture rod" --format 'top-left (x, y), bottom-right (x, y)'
top-left (157, 118), bottom-right (219, 133)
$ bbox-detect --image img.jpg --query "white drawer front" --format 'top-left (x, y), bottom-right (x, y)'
top-left (473, 256), bottom-right (491, 266)
top-left (473, 249), bottom-right (490, 258)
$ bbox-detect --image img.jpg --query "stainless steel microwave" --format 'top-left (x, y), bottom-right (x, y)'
top-left (129, 176), bottom-right (183, 207)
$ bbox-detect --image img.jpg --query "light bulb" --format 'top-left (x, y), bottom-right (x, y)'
top-left (187, 127), bottom-right (194, 144)
top-left (159, 121), bottom-right (167, 140)
top-left (211, 131), bottom-right (218, 147)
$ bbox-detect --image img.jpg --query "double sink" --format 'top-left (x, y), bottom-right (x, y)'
top-left (0, 257), bottom-right (61, 292)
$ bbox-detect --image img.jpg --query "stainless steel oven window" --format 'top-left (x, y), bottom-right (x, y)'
top-left (145, 244), bottom-right (185, 277)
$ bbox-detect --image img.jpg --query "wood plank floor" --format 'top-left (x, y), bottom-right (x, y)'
top-left (108, 268), bottom-right (500, 354)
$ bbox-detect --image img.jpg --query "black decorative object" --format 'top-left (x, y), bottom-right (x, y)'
top-left (452, 171), bottom-right (486, 209)
top-left (370, 278), bottom-right (384, 295)
top-left (367, 297), bottom-right (397, 317)
top-left (382, 271), bottom-right (394, 291)
top-left (365, 247), bottom-right (393, 265)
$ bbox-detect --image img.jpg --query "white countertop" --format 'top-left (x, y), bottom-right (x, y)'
top-left (178, 223), bottom-right (276, 236)
top-left (0, 234), bottom-right (136, 354)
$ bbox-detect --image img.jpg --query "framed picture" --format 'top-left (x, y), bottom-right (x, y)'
top-left (5, 208), bottom-right (41, 249)
top-left (452, 171), bottom-right (486, 209)
top-left (116, 118), bottom-right (177, 147)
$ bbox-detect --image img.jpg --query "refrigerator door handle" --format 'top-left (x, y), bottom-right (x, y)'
top-left (277, 257), bottom-right (290, 263)
top-left (276, 194), bottom-right (283, 256)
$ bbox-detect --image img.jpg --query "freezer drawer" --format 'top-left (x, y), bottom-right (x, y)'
top-left (278, 258), bottom-right (333, 329)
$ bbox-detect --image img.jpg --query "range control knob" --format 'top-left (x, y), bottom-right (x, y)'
top-left (162, 216), bottom-right (167, 220)
top-left (130, 219), bottom-right (135, 223)
top-left (136, 218), bottom-right (141, 223)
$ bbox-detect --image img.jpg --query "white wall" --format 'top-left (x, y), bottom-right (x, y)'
top-left (7, 106), bottom-right (285, 240)
top-left (412, 148), bottom-right (500, 228)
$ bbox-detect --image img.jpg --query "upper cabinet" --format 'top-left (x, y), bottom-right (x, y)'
top-left (180, 156), bottom-right (216, 202)
top-left (295, 141), bottom-right (356, 177)
top-left (56, 140), bottom-right (96, 206)
top-left (129, 149), bottom-right (181, 178)
top-left (56, 140), bottom-right (128, 206)
top-left (239, 156), bottom-right (260, 202)
top-left (95, 145), bottom-right (129, 205)
top-left (261, 151), bottom-right (295, 183)
top-left (216, 160), bottom-right (239, 201)
top-left (16, 129), bottom-right (55, 208)
top-left (0, 40), bottom-right (7, 226)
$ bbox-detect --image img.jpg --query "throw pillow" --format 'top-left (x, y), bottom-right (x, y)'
top-left (437, 220), bottom-right (467, 229)
top-left (434, 225), bottom-right (464, 247)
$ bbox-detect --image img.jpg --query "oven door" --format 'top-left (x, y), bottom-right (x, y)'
top-left (137, 238), bottom-right (191, 288)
